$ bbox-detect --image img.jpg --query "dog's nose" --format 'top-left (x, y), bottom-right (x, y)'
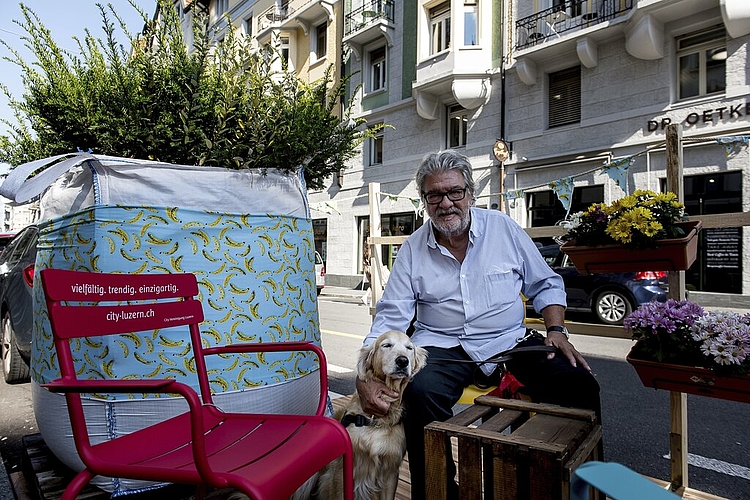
top-left (396, 356), bottom-right (409, 369)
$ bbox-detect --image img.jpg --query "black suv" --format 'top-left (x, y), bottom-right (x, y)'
top-left (0, 225), bottom-right (37, 383)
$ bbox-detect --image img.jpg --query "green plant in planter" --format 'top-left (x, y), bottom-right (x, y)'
top-left (0, 0), bottom-right (381, 190)
top-left (562, 190), bottom-right (688, 250)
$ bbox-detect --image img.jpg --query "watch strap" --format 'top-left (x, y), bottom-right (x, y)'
top-left (547, 325), bottom-right (570, 338)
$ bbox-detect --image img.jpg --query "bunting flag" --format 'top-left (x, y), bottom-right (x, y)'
top-left (601, 156), bottom-right (633, 190)
top-left (410, 197), bottom-right (422, 213)
top-left (549, 176), bottom-right (575, 212)
top-left (386, 194), bottom-right (400, 209)
top-left (310, 200), bottom-right (340, 215)
top-left (504, 189), bottom-right (524, 200)
top-left (315, 134), bottom-right (747, 216)
top-left (716, 135), bottom-right (750, 158)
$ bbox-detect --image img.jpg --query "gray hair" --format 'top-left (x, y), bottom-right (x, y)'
top-left (415, 150), bottom-right (476, 200)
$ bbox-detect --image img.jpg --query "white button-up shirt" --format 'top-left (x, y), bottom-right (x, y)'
top-left (367, 207), bottom-right (566, 375)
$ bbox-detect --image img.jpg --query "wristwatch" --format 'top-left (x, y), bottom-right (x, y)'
top-left (547, 325), bottom-right (570, 339)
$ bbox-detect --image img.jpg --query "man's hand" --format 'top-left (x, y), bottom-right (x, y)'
top-left (545, 331), bottom-right (592, 372)
top-left (355, 376), bottom-right (400, 417)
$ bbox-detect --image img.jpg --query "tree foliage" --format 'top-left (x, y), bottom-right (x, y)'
top-left (0, 0), bottom-right (377, 190)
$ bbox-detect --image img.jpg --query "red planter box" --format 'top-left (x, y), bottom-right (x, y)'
top-left (627, 352), bottom-right (750, 404)
top-left (561, 220), bottom-right (701, 274)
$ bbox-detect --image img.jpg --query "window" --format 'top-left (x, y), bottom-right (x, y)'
top-left (677, 25), bottom-right (726, 100)
top-left (315, 22), bottom-right (327, 60)
top-left (447, 105), bottom-right (468, 148)
top-left (548, 66), bottom-right (581, 128)
top-left (430, 2), bottom-right (451, 54)
top-left (527, 185), bottom-right (603, 228)
top-left (280, 36), bottom-right (290, 69)
top-left (464, 1), bottom-right (477, 46)
top-left (368, 46), bottom-right (387, 92)
top-left (216, 0), bottom-right (228, 18)
top-left (359, 214), bottom-right (423, 271)
top-left (243, 16), bottom-right (253, 37)
top-left (368, 125), bottom-right (384, 166)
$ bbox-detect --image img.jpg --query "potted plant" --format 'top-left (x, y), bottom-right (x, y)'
top-left (560, 190), bottom-right (701, 274)
top-left (624, 299), bottom-right (750, 403)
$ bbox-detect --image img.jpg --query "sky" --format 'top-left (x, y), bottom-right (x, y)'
top-left (0, 0), bottom-right (155, 167)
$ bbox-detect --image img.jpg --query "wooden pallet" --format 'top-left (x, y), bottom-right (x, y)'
top-left (22, 433), bottom-right (109, 500)
top-left (20, 434), bottom-right (213, 500)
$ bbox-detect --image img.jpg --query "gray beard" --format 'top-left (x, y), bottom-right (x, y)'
top-left (431, 208), bottom-right (470, 237)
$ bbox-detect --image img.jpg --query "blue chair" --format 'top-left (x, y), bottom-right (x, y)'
top-left (571, 461), bottom-right (681, 500)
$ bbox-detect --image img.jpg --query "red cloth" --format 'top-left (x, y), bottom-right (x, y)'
top-left (489, 372), bottom-right (525, 399)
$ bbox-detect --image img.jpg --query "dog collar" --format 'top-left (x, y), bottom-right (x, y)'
top-left (341, 413), bottom-right (375, 428)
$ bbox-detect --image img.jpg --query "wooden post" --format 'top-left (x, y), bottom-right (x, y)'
top-left (368, 182), bottom-right (383, 319)
top-left (665, 123), bottom-right (689, 492)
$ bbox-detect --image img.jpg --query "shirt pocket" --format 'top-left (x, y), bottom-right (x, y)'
top-left (483, 270), bottom-right (519, 309)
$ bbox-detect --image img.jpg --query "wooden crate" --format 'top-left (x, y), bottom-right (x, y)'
top-left (424, 396), bottom-right (602, 500)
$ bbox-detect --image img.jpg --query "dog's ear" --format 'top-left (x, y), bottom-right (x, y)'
top-left (411, 345), bottom-right (428, 377)
top-left (357, 343), bottom-right (376, 380)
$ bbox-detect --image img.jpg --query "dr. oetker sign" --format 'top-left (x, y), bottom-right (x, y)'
top-left (647, 101), bottom-right (750, 132)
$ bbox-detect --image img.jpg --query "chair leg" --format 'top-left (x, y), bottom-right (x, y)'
top-left (343, 450), bottom-right (355, 500)
top-left (61, 469), bottom-right (96, 500)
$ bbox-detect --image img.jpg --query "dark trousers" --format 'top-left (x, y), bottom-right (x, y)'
top-left (402, 334), bottom-right (601, 500)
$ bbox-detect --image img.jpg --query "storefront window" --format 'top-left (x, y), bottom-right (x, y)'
top-left (358, 213), bottom-right (423, 272)
top-left (526, 185), bottom-right (604, 228)
top-left (663, 172), bottom-right (742, 293)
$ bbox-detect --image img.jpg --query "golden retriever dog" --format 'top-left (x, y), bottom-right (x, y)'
top-left (298, 330), bottom-right (427, 500)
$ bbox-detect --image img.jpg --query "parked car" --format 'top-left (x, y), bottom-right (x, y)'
top-left (537, 244), bottom-right (668, 325)
top-left (315, 251), bottom-right (325, 295)
top-left (0, 233), bottom-right (17, 254)
top-left (0, 225), bottom-right (37, 383)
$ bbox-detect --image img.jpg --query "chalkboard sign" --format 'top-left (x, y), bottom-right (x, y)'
top-left (705, 227), bottom-right (741, 269)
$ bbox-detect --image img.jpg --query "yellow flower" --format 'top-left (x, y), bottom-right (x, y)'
top-left (618, 196), bottom-right (638, 209)
top-left (606, 220), bottom-right (634, 243)
top-left (564, 189), bottom-right (686, 249)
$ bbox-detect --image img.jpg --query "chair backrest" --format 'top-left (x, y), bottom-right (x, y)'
top-left (40, 269), bottom-right (209, 407)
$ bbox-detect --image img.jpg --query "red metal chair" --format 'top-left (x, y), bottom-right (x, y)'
top-left (40, 269), bottom-right (353, 500)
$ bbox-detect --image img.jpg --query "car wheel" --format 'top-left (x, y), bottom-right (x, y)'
top-left (593, 290), bottom-right (633, 325)
top-left (2, 313), bottom-right (30, 384)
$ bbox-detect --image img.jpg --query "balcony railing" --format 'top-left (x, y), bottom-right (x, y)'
top-left (344, 0), bottom-right (394, 37)
top-left (516, 0), bottom-right (633, 50)
top-left (258, 4), bottom-right (288, 33)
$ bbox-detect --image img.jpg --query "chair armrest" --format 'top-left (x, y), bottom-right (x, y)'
top-left (202, 341), bottom-right (329, 415)
top-left (43, 377), bottom-right (220, 479)
top-left (202, 340), bottom-right (322, 356)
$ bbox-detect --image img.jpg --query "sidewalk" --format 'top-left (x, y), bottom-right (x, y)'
top-left (320, 285), bottom-right (368, 301)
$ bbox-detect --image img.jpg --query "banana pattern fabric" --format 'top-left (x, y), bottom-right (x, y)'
top-left (32, 205), bottom-right (320, 400)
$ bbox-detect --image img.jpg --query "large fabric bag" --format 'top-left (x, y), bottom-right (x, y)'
top-left (1, 153), bottom-right (323, 495)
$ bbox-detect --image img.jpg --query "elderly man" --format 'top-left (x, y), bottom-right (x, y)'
top-left (356, 150), bottom-right (601, 499)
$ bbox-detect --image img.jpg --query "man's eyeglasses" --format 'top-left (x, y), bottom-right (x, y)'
top-left (422, 187), bottom-right (468, 205)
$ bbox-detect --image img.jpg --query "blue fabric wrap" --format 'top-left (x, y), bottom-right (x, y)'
top-left (32, 205), bottom-right (320, 399)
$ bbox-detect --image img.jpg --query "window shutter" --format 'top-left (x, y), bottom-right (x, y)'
top-left (549, 66), bottom-right (581, 128)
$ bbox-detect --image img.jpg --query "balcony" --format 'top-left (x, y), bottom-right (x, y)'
top-left (516, 0), bottom-right (633, 51)
top-left (512, 0), bottom-right (749, 86)
top-left (343, 0), bottom-right (395, 52)
top-left (257, 0), bottom-right (336, 37)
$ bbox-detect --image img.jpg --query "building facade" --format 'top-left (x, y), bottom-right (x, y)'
top-left (176, 0), bottom-right (750, 299)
